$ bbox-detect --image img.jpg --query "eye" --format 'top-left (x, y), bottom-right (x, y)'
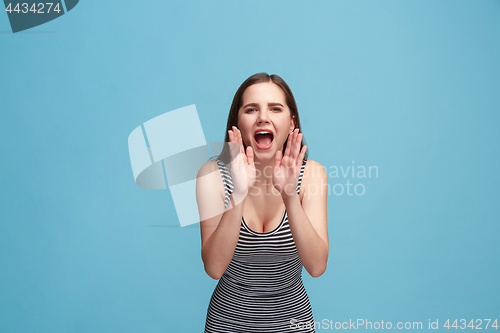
top-left (272, 107), bottom-right (282, 112)
top-left (245, 108), bottom-right (256, 113)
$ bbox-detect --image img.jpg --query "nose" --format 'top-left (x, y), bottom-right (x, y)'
top-left (257, 109), bottom-right (270, 124)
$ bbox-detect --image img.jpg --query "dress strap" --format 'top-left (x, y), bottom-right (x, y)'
top-left (296, 157), bottom-right (308, 195)
top-left (215, 159), bottom-right (233, 210)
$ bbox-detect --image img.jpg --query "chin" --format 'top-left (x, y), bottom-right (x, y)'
top-left (252, 146), bottom-right (275, 159)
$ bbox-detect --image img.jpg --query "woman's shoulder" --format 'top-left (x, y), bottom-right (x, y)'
top-left (300, 159), bottom-right (327, 199)
top-left (197, 160), bottom-right (218, 177)
top-left (303, 159), bottom-right (326, 176)
top-left (196, 160), bottom-right (225, 195)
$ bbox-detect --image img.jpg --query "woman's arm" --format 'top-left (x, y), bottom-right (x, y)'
top-left (197, 161), bottom-right (246, 280)
top-left (283, 159), bottom-right (329, 277)
top-left (273, 129), bottom-right (329, 277)
top-left (197, 127), bottom-right (256, 280)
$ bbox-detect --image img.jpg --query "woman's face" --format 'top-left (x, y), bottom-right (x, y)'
top-left (237, 82), bottom-right (296, 160)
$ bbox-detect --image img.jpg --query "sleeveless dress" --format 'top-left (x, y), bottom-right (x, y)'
top-left (204, 157), bottom-right (315, 333)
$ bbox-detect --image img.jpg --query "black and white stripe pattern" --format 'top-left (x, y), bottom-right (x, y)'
top-left (205, 157), bottom-right (314, 333)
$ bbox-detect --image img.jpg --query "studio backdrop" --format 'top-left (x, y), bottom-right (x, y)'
top-left (1, 1), bottom-right (499, 332)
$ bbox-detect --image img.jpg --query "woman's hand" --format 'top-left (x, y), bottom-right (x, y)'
top-left (273, 129), bottom-right (307, 199)
top-left (228, 126), bottom-right (257, 200)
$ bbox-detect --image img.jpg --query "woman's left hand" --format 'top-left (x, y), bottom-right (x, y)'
top-left (273, 129), bottom-right (307, 199)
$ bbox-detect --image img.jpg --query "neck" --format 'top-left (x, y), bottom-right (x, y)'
top-left (254, 155), bottom-right (275, 171)
top-left (249, 155), bottom-right (281, 197)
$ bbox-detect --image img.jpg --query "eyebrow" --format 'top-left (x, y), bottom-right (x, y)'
top-left (242, 102), bottom-right (284, 108)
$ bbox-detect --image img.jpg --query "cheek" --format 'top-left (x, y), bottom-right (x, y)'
top-left (238, 117), bottom-right (253, 137)
top-left (237, 114), bottom-right (251, 128)
top-left (277, 117), bottom-right (292, 132)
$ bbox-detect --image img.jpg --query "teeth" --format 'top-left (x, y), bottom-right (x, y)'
top-left (256, 131), bottom-right (272, 135)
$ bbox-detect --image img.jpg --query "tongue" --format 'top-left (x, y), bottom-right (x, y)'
top-left (256, 133), bottom-right (273, 146)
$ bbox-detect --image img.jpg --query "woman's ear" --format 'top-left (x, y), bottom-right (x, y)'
top-left (290, 115), bottom-right (296, 132)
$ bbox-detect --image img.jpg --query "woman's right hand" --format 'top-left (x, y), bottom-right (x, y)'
top-left (228, 126), bottom-right (256, 200)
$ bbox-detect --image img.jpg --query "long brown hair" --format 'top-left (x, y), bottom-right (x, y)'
top-left (216, 72), bottom-right (308, 164)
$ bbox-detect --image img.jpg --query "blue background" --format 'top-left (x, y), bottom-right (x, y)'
top-left (1, 1), bottom-right (499, 332)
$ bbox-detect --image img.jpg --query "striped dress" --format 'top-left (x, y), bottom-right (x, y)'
top-left (204, 157), bottom-right (315, 333)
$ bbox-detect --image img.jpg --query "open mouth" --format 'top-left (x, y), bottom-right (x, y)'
top-left (254, 131), bottom-right (274, 150)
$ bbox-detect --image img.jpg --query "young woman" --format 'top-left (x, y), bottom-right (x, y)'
top-left (196, 73), bottom-right (329, 332)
